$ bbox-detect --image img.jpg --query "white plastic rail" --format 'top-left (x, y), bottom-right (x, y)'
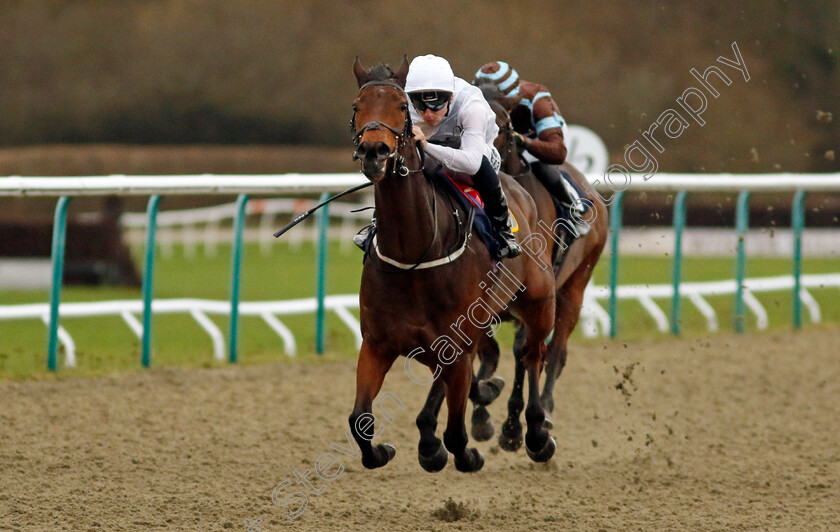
top-left (2, 275), bottom-right (838, 365)
top-left (2, 173), bottom-right (840, 197)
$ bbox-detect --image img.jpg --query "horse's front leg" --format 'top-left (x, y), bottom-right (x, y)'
top-left (521, 306), bottom-right (557, 463)
top-left (443, 357), bottom-right (484, 472)
top-left (416, 378), bottom-right (448, 472)
top-left (498, 326), bottom-right (526, 452)
top-left (470, 334), bottom-right (505, 441)
top-left (542, 252), bottom-right (598, 429)
top-left (471, 333), bottom-right (505, 403)
top-left (349, 341), bottom-right (398, 469)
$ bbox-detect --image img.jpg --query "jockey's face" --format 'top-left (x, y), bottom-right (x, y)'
top-left (419, 102), bottom-right (448, 127)
top-left (410, 91), bottom-right (452, 128)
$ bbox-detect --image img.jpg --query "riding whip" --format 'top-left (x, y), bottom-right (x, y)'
top-left (273, 181), bottom-right (373, 238)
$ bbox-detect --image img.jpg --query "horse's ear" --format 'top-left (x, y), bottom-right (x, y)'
top-left (394, 55), bottom-right (409, 88)
top-left (353, 56), bottom-right (371, 87)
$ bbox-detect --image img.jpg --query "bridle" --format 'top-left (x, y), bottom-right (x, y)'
top-left (489, 99), bottom-right (529, 177)
top-left (350, 80), bottom-right (414, 177)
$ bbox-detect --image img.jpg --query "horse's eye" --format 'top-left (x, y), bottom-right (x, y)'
top-left (352, 104), bottom-right (358, 112)
top-left (400, 103), bottom-right (408, 111)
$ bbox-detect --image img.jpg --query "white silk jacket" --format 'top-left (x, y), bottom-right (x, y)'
top-left (410, 77), bottom-right (501, 175)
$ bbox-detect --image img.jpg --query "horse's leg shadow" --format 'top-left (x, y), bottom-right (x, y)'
top-left (498, 326), bottom-right (526, 452)
top-left (470, 334), bottom-right (505, 441)
top-left (416, 378), bottom-right (448, 472)
top-left (444, 359), bottom-right (484, 472)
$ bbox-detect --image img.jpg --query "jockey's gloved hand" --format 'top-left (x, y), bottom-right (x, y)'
top-left (512, 131), bottom-right (528, 149)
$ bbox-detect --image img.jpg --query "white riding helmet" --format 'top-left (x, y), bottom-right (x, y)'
top-left (405, 55), bottom-right (455, 94)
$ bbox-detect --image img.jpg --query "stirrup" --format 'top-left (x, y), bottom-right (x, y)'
top-left (575, 219), bottom-right (591, 237)
top-left (495, 233), bottom-right (522, 260)
top-left (560, 202), bottom-right (591, 238)
top-left (353, 221), bottom-right (376, 251)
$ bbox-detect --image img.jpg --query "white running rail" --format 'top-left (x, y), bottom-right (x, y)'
top-left (119, 198), bottom-right (374, 257)
top-left (3, 173), bottom-right (840, 196)
top-left (578, 273), bottom-right (840, 337)
top-left (2, 275), bottom-right (837, 367)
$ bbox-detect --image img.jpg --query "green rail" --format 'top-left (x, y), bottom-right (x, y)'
top-left (608, 191), bottom-right (624, 338)
top-left (47, 196), bottom-right (71, 372)
top-left (734, 191), bottom-right (750, 333)
top-left (670, 191), bottom-right (688, 335)
top-left (228, 194), bottom-right (249, 363)
top-left (791, 190), bottom-right (806, 330)
top-left (141, 195), bottom-right (161, 368)
top-left (315, 192), bottom-right (330, 354)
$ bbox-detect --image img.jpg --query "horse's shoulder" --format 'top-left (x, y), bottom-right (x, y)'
top-left (499, 171), bottom-right (527, 196)
top-left (500, 171), bottom-right (542, 219)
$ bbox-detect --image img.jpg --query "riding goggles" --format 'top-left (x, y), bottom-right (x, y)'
top-left (409, 91), bottom-right (451, 113)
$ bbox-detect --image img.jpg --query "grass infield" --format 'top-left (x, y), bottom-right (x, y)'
top-left (0, 240), bottom-right (837, 378)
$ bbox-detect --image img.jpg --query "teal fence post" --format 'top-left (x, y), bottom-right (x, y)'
top-left (47, 196), bottom-right (70, 372)
top-left (141, 195), bottom-right (161, 368)
top-left (315, 192), bottom-right (330, 354)
top-left (734, 191), bottom-right (750, 333)
top-left (791, 190), bottom-right (806, 330)
top-left (670, 191), bottom-right (688, 336)
top-left (608, 191), bottom-right (624, 338)
top-left (229, 194), bottom-right (249, 363)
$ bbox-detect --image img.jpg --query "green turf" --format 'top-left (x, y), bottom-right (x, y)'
top-left (0, 239), bottom-right (837, 378)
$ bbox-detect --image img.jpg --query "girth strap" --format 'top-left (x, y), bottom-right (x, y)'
top-left (370, 208), bottom-right (475, 270)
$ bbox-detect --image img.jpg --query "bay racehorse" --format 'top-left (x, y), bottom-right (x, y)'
top-left (468, 81), bottom-right (610, 451)
top-left (349, 57), bottom-right (560, 472)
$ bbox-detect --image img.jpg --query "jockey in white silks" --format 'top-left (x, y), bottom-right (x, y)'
top-left (406, 54), bottom-right (520, 260)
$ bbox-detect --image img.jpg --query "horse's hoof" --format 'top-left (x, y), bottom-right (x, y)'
top-left (498, 420), bottom-right (523, 452)
top-left (454, 448), bottom-right (485, 473)
top-left (471, 419), bottom-right (495, 442)
top-left (471, 407), bottom-right (495, 442)
top-left (362, 443), bottom-right (396, 469)
top-left (543, 412), bottom-right (554, 431)
top-left (380, 443), bottom-right (396, 461)
top-left (418, 443), bottom-right (449, 473)
top-left (481, 376), bottom-right (506, 402)
top-left (526, 435), bottom-right (556, 463)
top-left (474, 376), bottom-right (506, 406)
top-left (487, 375), bottom-right (505, 391)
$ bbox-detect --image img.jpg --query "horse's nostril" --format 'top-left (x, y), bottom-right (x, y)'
top-left (375, 142), bottom-right (391, 158)
top-left (356, 141), bottom-right (370, 157)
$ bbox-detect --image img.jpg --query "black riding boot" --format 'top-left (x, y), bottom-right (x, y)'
top-left (471, 157), bottom-right (522, 260)
top-left (531, 162), bottom-right (574, 205)
top-left (531, 162), bottom-right (590, 236)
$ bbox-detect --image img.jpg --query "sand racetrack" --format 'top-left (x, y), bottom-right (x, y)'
top-left (2, 326), bottom-right (839, 531)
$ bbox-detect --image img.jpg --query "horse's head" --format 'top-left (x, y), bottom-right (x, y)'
top-left (476, 80), bottom-right (519, 165)
top-left (475, 79), bottom-right (523, 112)
top-left (351, 56), bottom-right (411, 182)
